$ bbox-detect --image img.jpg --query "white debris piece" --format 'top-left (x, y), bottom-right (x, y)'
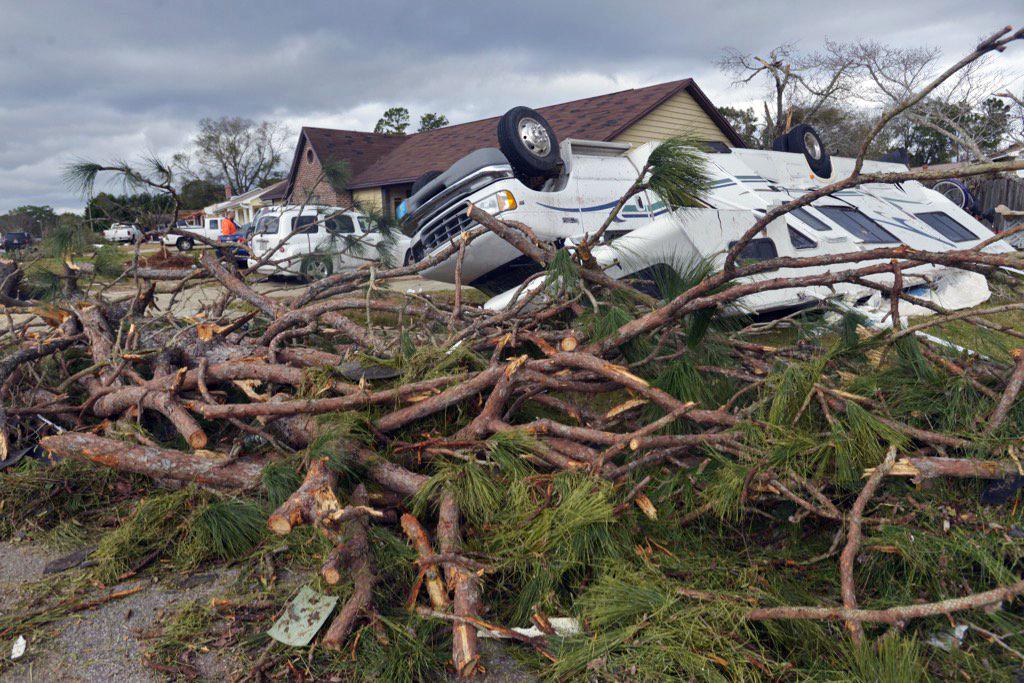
top-left (477, 617), bottom-right (580, 640)
top-left (927, 624), bottom-right (968, 652)
top-left (11, 635), bottom-right (26, 660)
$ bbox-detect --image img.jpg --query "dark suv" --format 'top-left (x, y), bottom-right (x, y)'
top-left (2, 232), bottom-right (31, 251)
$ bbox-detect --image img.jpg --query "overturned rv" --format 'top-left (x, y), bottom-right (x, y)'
top-left (398, 106), bottom-right (1016, 320)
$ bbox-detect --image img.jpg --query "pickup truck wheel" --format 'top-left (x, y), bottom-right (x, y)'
top-left (176, 237), bottom-right (194, 251)
top-left (784, 124), bottom-right (833, 178)
top-left (497, 106), bottom-right (561, 184)
top-left (301, 255), bottom-right (333, 281)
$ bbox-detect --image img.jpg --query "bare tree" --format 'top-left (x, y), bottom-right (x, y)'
top-left (850, 40), bottom-right (1014, 163)
top-left (187, 117), bottom-right (290, 194)
top-left (716, 41), bottom-right (860, 146)
top-left (997, 86), bottom-right (1024, 148)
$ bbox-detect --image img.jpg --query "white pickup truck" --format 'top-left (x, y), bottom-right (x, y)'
top-left (162, 218), bottom-right (227, 251)
top-left (102, 223), bottom-right (143, 243)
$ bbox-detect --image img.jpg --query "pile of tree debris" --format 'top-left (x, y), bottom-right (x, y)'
top-left (3, 25), bottom-right (1024, 682)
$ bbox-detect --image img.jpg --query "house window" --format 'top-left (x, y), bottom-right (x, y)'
top-left (915, 212), bottom-right (977, 242)
top-left (816, 206), bottom-right (900, 243)
top-left (789, 207), bottom-right (832, 232)
top-left (728, 238), bottom-right (778, 263)
top-left (306, 148), bottom-right (314, 163)
top-left (788, 227), bottom-right (817, 250)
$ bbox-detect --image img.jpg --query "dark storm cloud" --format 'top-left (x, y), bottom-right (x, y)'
top-left (0, 0), bottom-right (1020, 211)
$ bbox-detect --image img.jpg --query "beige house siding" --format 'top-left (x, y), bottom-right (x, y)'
top-left (352, 188), bottom-right (383, 212)
top-left (613, 91), bottom-right (732, 147)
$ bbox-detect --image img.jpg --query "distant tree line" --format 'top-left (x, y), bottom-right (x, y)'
top-left (374, 107), bottom-right (449, 135)
top-left (716, 39), bottom-right (1022, 166)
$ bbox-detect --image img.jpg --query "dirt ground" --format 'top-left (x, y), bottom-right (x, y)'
top-left (0, 541), bottom-right (238, 682)
top-left (0, 539), bottom-right (535, 682)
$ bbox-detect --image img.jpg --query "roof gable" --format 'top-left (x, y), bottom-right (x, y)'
top-left (282, 127), bottom-right (405, 200)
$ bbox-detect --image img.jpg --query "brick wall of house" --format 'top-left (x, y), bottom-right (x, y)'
top-left (287, 138), bottom-right (352, 207)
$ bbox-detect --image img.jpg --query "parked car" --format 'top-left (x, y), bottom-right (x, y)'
top-left (399, 106), bottom-right (1016, 322)
top-left (2, 232), bottom-right (32, 251)
top-left (103, 223), bottom-right (144, 243)
top-left (247, 206), bottom-right (402, 280)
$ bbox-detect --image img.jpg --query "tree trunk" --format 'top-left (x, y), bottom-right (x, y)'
top-left (39, 432), bottom-right (263, 489)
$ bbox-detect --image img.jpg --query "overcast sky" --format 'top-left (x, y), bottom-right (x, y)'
top-left (1, 0), bottom-right (1021, 213)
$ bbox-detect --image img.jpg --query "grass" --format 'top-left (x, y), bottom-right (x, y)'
top-left (0, 457), bottom-right (145, 541)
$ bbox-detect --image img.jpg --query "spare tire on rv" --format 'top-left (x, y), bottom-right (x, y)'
top-left (497, 106), bottom-right (562, 185)
top-left (772, 123), bottom-right (832, 179)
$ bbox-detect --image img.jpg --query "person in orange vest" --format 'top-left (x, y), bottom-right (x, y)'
top-left (221, 212), bottom-right (238, 239)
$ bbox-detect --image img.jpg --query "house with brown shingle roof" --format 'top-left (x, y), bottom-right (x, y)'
top-left (282, 78), bottom-right (743, 217)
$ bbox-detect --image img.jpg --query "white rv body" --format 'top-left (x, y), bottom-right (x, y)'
top-left (401, 139), bottom-right (1013, 319)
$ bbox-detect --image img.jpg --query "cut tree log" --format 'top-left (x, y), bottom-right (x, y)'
top-left (38, 432), bottom-right (263, 489)
top-left (268, 457), bottom-right (384, 535)
top-left (268, 458), bottom-right (341, 535)
top-left (439, 492), bottom-right (482, 678)
top-left (401, 513), bottom-right (450, 611)
top-left (322, 484), bottom-right (379, 649)
top-left (866, 456), bottom-right (1023, 481)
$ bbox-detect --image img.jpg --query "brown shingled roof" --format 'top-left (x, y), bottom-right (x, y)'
top-left (349, 79), bottom-right (742, 189)
top-left (304, 127), bottom-right (407, 178)
top-left (284, 79), bottom-right (742, 196)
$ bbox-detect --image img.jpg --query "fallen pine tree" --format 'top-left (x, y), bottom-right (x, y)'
top-left (4, 25), bottom-right (1024, 680)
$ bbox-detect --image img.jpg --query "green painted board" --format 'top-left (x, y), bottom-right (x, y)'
top-left (267, 586), bottom-right (339, 647)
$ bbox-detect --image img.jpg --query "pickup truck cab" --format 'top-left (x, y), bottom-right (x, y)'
top-left (103, 223), bottom-right (143, 244)
top-left (162, 218), bottom-right (224, 251)
top-left (247, 206), bottom-right (394, 280)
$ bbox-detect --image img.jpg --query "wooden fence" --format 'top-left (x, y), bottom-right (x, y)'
top-left (968, 177), bottom-right (1024, 231)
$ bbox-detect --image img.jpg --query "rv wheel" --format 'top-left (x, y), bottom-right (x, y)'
top-left (785, 124), bottom-right (832, 178)
top-left (411, 170), bottom-right (442, 195)
top-left (176, 237), bottom-right (193, 251)
top-left (497, 106), bottom-right (561, 183)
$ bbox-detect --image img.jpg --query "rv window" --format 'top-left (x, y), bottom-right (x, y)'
top-left (326, 215), bottom-right (355, 234)
top-left (788, 227), bottom-right (817, 250)
top-left (790, 207), bottom-right (832, 232)
top-left (728, 238), bottom-right (778, 263)
top-left (915, 212), bottom-right (977, 242)
top-left (292, 215), bottom-right (318, 234)
top-left (817, 206), bottom-right (900, 243)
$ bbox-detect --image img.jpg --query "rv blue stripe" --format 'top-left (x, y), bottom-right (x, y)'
top-left (537, 200), bottom-right (619, 213)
